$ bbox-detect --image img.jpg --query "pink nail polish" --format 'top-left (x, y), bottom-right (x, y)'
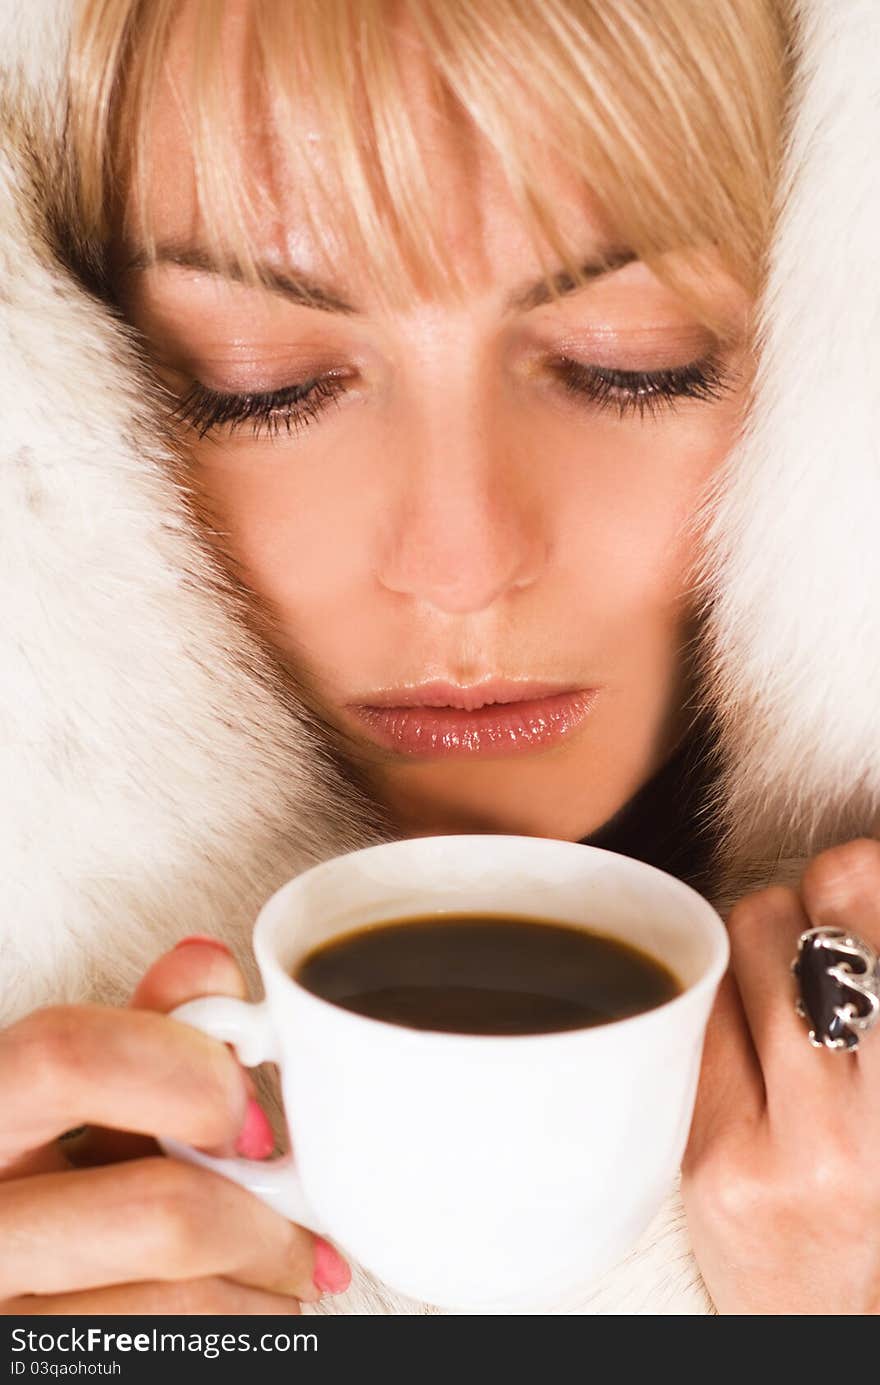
top-left (313, 1237), bottom-right (351, 1295)
top-left (234, 1098), bottom-right (275, 1160)
top-left (173, 935), bottom-right (232, 955)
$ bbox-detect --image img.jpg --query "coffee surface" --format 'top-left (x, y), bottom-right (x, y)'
top-left (294, 913), bottom-right (680, 1035)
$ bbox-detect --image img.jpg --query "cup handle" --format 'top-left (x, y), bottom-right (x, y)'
top-left (157, 995), bottom-right (326, 1233)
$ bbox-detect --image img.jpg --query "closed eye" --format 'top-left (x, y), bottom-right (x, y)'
top-left (170, 372), bottom-right (351, 440)
top-left (553, 354), bottom-right (732, 420)
top-left (168, 352), bottom-right (732, 442)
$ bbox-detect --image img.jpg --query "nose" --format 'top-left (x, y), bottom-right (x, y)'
top-left (375, 389), bottom-right (549, 615)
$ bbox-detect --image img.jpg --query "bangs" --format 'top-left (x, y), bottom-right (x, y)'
top-left (67, 0), bottom-right (793, 319)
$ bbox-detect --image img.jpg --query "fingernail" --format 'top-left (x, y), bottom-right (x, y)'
top-left (174, 935), bottom-right (232, 955)
top-left (313, 1237), bottom-right (351, 1295)
top-left (234, 1098), bottom-right (275, 1160)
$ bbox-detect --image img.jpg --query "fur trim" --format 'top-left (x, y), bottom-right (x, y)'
top-left (0, 28), bottom-right (392, 1021)
top-left (700, 0), bottom-right (880, 905)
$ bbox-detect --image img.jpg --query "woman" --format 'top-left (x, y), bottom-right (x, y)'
top-left (0, 0), bottom-right (878, 1315)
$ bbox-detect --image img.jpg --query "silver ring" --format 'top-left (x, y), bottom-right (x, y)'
top-left (791, 925), bottom-right (880, 1051)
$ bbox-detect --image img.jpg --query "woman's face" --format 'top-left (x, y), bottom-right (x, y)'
top-left (113, 13), bottom-right (751, 841)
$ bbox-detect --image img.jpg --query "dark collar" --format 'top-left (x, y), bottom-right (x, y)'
top-left (578, 715), bottom-right (719, 894)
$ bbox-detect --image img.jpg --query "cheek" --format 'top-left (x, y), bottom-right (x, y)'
top-left (552, 405), bottom-right (733, 623)
top-left (187, 441), bottom-right (373, 613)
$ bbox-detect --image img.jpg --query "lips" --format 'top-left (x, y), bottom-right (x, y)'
top-left (345, 681), bottom-right (599, 758)
top-left (351, 678), bottom-right (580, 711)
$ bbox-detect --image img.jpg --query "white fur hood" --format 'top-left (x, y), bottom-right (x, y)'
top-left (1, 0), bottom-right (878, 1316)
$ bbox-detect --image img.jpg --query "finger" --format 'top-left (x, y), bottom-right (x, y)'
top-left (684, 967), bottom-right (763, 1166)
top-left (0, 1004), bottom-right (254, 1166)
top-left (2, 1138), bottom-right (72, 1182)
top-left (727, 884), bottom-right (849, 1102)
top-left (1, 1276), bottom-right (301, 1315)
top-left (728, 885), bottom-right (810, 1051)
top-left (68, 937), bottom-right (253, 1169)
top-left (800, 837), bottom-right (880, 940)
top-left (0, 1157), bottom-right (342, 1303)
top-left (131, 935), bottom-right (278, 1152)
top-left (131, 937), bottom-right (248, 1014)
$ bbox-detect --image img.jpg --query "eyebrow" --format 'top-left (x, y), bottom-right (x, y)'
top-left (121, 242), bottom-right (638, 315)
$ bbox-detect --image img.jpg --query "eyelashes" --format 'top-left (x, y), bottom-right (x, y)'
top-left (553, 355), bottom-right (732, 420)
top-left (170, 373), bottom-right (349, 440)
top-left (171, 354), bottom-right (732, 441)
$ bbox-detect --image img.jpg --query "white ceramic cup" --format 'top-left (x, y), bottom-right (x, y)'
top-left (159, 834), bottom-right (728, 1312)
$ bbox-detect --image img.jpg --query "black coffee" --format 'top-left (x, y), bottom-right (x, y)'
top-left (294, 913), bottom-right (681, 1035)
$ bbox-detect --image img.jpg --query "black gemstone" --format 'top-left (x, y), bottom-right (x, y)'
top-left (794, 933), bottom-right (870, 1048)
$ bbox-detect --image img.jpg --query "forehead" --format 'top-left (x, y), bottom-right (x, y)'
top-left (123, 0), bottom-right (610, 302)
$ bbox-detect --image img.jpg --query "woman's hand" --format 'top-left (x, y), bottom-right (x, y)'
top-left (682, 838), bottom-right (880, 1314)
top-left (0, 937), bottom-right (350, 1315)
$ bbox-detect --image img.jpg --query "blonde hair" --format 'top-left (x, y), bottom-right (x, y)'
top-left (67, 0), bottom-right (793, 317)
